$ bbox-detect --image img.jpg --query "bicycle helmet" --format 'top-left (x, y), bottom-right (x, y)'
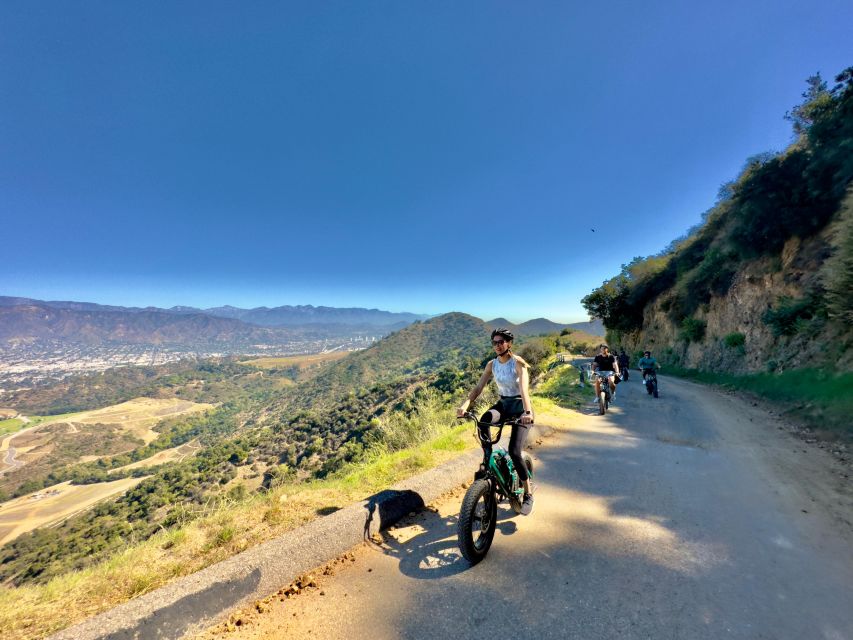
top-left (490, 328), bottom-right (514, 342)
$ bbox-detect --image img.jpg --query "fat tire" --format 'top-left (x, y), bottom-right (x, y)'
top-left (457, 479), bottom-right (497, 564)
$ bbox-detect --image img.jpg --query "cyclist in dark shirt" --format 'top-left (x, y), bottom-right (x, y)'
top-left (617, 349), bottom-right (630, 378)
top-left (591, 344), bottom-right (619, 400)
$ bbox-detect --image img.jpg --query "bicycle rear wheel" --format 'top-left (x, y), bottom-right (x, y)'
top-left (458, 479), bottom-right (497, 564)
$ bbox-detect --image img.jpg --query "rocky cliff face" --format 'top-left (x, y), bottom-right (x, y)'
top-left (618, 227), bottom-right (849, 374)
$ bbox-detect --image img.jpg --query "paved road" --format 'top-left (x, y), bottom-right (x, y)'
top-left (199, 375), bottom-right (853, 640)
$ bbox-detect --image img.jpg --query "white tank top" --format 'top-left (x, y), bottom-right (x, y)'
top-left (493, 356), bottom-right (521, 397)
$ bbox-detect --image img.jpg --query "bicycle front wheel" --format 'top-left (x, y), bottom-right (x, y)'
top-left (457, 479), bottom-right (497, 564)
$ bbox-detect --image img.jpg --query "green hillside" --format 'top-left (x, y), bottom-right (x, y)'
top-left (284, 312), bottom-right (489, 409)
top-left (583, 68), bottom-right (852, 351)
top-left (581, 67), bottom-right (853, 434)
top-left (0, 312), bottom-right (495, 586)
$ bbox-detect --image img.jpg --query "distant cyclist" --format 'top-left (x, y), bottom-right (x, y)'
top-left (457, 328), bottom-right (535, 515)
top-left (637, 350), bottom-right (660, 396)
top-left (617, 349), bottom-right (630, 379)
top-left (592, 344), bottom-right (619, 401)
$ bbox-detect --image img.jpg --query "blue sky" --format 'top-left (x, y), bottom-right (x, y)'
top-left (2, 2), bottom-right (851, 323)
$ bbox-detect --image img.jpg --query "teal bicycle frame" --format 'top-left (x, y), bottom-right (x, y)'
top-left (468, 413), bottom-right (530, 512)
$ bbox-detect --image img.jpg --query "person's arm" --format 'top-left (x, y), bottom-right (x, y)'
top-left (517, 360), bottom-right (534, 424)
top-left (457, 361), bottom-right (493, 416)
top-left (612, 356), bottom-right (620, 375)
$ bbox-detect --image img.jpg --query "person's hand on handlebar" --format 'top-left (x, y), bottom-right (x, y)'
top-left (456, 399), bottom-right (470, 418)
top-left (521, 411), bottom-right (533, 425)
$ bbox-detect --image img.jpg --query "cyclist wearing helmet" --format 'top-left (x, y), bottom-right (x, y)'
top-left (457, 328), bottom-right (535, 515)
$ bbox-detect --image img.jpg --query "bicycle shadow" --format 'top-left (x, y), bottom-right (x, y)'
top-left (365, 501), bottom-right (520, 581)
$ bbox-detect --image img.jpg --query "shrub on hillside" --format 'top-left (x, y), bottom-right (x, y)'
top-left (723, 332), bottom-right (746, 349)
top-left (516, 337), bottom-right (557, 376)
top-left (680, 318), bottom-right (706, 343)
top-left (762, 296), bottom-right (825, 337)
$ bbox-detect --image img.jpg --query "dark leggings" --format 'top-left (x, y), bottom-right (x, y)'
top-left (478, 396), bottom-right (530, 482)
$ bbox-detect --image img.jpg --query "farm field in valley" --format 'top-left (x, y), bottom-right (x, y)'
top-left (0, 398), bottom-right (213, 492)
top-left (110, 439), bottom-right (203, 473)
top-left (0, 476), bottom-right (147, 546)
top-left (241, 351), bottom-right (349, 370)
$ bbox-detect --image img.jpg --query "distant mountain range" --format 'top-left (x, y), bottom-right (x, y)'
top-left (197, 304), bottom-right (427, 327)
top-left (486, 317), bottom-right (604, 337)
top-left (0, 297), bottom-right (413, 348)
top-left (0, 297), bottom-right (427, 328)
top-left (0, 302), bottom-right (296, 347)
top-left (0, 296), bottom-right (602, 349)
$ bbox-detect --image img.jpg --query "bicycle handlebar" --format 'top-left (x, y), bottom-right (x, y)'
top-left (456, 411), bottom-right (523, 445)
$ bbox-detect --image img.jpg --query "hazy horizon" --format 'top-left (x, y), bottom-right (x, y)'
top-left (0, 291), bottom-right (599, 325)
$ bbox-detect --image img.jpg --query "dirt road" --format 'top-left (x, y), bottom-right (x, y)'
top-left (198, 375), bottom-right (853, 640)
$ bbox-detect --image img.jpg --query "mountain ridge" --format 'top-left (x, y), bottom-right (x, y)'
top-left (486, 316), bottom-right (604, 337)
top-left (0, 296), bottom-right (427, 328)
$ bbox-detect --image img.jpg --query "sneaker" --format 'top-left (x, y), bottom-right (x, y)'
top-left (520, 493), bottom-right (534, 516)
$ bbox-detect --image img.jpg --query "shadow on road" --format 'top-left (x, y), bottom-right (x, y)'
top-left (366, 502), bottom-right (520, 581)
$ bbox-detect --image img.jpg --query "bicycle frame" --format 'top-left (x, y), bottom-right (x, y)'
top-left (460, 413), bottom-right (525, 502)
top-left (592, 371), bottom-right (614, 394)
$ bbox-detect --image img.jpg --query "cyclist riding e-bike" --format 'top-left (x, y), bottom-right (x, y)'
top-left (617, 349), bottom-right (630, 379)
top-left (457, 328), bottom-right (535, 515)
top-left (637, 350), bottom-right (660, 397)
top-left (592, 344), bottom-right (620, 400)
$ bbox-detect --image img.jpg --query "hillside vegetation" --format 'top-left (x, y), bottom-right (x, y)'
top-left (0, 313), bottom-right (497, 587)
top-left (0, 317), bottom-right (580, 639)
top-left (280, 312), bottom-right (490, 411)
top-left (582, 67), bottom-right (853, 434)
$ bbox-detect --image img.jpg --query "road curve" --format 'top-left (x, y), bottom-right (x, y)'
top-left (197, 374), bottom-right (853, 640)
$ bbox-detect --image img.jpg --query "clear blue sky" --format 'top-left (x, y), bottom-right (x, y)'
top-left (2, 2), bottom-right (851, 323)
